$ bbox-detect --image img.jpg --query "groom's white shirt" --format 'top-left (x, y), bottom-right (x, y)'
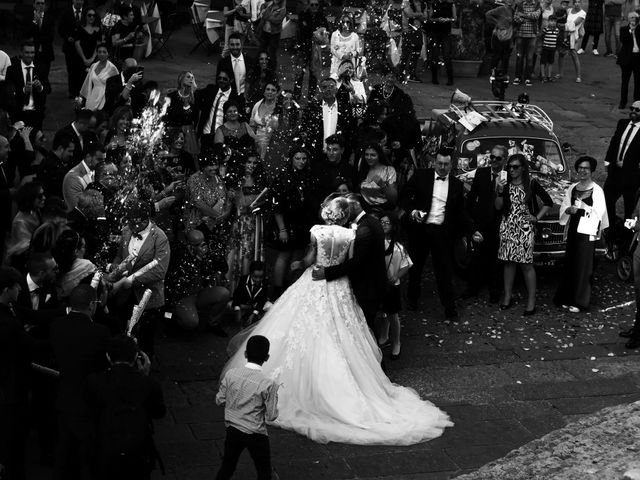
top-left (245, 362), bottom-right (262, 370)
top-left (351, 211), bottom-right (366, 229)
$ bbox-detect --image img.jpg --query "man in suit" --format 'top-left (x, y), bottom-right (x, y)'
top-left (111, 202), bottom-right (170, 356)
top-left (312, 193), bottom-right (386, 334)
top-left (37, 134), bottom-right (76, 199)
top-left (21, 0), bottom-right (55, 79)
top-left (104, 58), bottom-right (145, 116)
top-left (617, 12), bottom-right (640, 109)
top-left (310, 133), bottom-right (359, 207)
top-left (0, 267), bottom-right (35, 480)
top-left (217, 32), bottom-right (254, 99)
top-left (402, 149), bottom-right (483, 319)
top-left (463, 145), bottom-right (506, 303)
top-left (15, 253), bottom-right (64, 464)
top-left (4, 42), bottom-right (51, 129)
top-left (87, 335), bottom-right (164, 480)
top-left (62, 142), bottom-right (106, 212)
top-left (50, 284), bottom-right (110, 480)
top-left (301, 77), bottom-right (355, 160)
top-left (195, 69), bottom-right (243, 149)
top-left (54, 108), bottom-right (96, 165)
top-left (603, 101), bottom-right (640, 223)
top-left (58, 0), bottom-right (86, 97)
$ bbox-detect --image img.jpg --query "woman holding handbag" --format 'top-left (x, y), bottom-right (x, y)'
top-left (554, 156), bottom-right (608, 313)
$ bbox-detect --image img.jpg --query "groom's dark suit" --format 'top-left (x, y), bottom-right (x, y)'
top-left (324, 212), bottom-right (386, 332)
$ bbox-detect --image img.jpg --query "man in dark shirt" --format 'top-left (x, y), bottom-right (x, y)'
top-left (311, 134), bottom-right (358, 206)
top-left (37, 134), bottom-right (75, 199)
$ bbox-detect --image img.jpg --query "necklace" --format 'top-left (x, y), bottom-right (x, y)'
top-left (382, 86), bottom-right (394, 100)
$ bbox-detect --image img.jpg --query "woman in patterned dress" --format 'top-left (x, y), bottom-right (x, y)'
top-left (495, 154), bottom-right (553, 315)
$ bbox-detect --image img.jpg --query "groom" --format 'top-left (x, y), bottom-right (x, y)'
top-left (312, 194), bottom-right (387, 334)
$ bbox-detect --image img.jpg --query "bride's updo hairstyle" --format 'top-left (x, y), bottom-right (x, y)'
top-left (320, 194), bottom-right (350, 226)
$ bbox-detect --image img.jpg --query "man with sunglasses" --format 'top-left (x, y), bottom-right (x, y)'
top-left (463, 145), bottom-right (507, 303)
top-left (603, 100), bottom-right (640, 224)
top-left (58, 0), bottom-right (86, 98)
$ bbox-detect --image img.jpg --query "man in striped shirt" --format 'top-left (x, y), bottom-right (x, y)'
top-left (513, 0), bottom-right (541, 86)
top-left (216, 335), bottom-right (278, 480)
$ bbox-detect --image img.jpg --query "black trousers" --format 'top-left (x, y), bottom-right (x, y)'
top-left (619, 61), bottom-right (640, 106)
top-left (0, 403), bottom-right (29, 480)
top-left (603, 170), bottom-right (639, 224)
top-left (407, 224), bottom-right (455, 312)
top-left (216, 426), bottom-right (271, 480)
top-left (491, 36), bottom-right (512, 75)
top-left (467, 225), bottom-right (502, 297)
top-left (53, 413), bottom-right (96, 480)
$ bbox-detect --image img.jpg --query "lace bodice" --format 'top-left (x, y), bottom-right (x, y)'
top-left (311, 224), bottom-right (354, 267)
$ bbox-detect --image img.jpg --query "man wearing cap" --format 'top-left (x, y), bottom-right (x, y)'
top-left (603, 101), bottom-right (640, 223)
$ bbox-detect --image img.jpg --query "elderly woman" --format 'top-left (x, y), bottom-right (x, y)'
top-left (213, 100), bottom-right (257, 153)
top-left (249, 81), bottom-right (279, 159)
top-left (554, 156), bottom-right (608, 313)
top-left (183, 152), bottom-right (235, 260)
top-left (358, 143), bottom-right (398, 212)
top-left (495, 154), bottom-right (553, 315)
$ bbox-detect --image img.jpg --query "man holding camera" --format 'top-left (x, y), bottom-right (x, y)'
top-left (104, 58), bottom-right (145, 116)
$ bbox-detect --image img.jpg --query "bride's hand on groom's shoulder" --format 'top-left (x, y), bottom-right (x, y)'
top-left (290, 261), bottom-right (302, 271)
top-left (311, 265), bottom-right (325, 280)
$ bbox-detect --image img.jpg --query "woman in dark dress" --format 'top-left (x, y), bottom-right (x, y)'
top-left (269, 146), bottom-right (317, 298)
top-left (579, 0), bottom-right (604, 54)
top-left (554, 156), bottom-right (609, 312)
top-left (75, 9), bottom-right (103, 72)
top-left (495, 154), bottom-right (553, 315)
top-left (245, 51), bottom-right (277, 108)
top-left (165, 71), bottom-right (200, 157)
top-left (213, 100), bottom-right (257, 153)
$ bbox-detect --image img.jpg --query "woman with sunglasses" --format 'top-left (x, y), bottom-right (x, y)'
top-left (554, 156), bottom-right (608, 313)
top-left (495, 154), bottom-right (553, 315)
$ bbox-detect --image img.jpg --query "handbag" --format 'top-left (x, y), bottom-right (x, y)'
top-left (577, 208), bottom-right (600, 236)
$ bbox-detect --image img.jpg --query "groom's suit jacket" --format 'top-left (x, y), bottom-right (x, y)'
top-left (324, 213), bottom-right (386, 330)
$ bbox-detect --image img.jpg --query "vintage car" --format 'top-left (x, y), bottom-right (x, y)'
top-left (425, 99), bottom-right (605, 267)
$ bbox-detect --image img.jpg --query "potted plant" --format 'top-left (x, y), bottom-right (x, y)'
top-left (451, 1), bottom-right (486, 77)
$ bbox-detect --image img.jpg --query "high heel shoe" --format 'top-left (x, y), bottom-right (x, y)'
top-left (523, 307), bottom-right (537, 317)
top-left (499, 299), bottom-right (514, 310)
top-left (391, 345), bottom-right (401, 360)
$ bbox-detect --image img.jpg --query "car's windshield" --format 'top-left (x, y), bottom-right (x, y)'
top-left (458, 137), bottom-right (565, 175)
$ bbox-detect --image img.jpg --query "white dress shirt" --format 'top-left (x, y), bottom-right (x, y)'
top-left (21, 61), bottom-right (35, 110)
top-left (322, 100), bottom-right (338, 143)
top-left (72, 122), bottom-right (84, 151)
top-left (0, 50), bottom-right (10, 81)
top-left (426, 172), bottom-right (449, 225)
top-left (250, 0), bottom-right (265, 21)
top-left (203, 88), bottom-right (231, 134)
top-left (80, 160), bottom-right (95, 187)
top-left (127, 221), bottom-right (152, 257)
top-left (618, 121), bottom-right (640, 164)
top-left (231, 54), bottom-right (246, 95)
top-left (27, 273), bottom-right (41, 310)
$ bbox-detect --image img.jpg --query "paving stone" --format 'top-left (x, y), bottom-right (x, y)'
top-left (441, 404), bottom-right (504, 423)
top-left (497, 361), bottom-right (577, 384)
top-left (446, 418), bottom-right (534, 447)
top-left (429, 365), bottom-right (515, 390)
top-left (188, 422), bottom-right (227, 441)
top-left (163, 364), bottom-right (218, 382)
top-left (446, 350), bottom-right (521, 366)
top-left (506, 378), bottom-right (640, 401)
top-left (171, 405), bottom-right (224, 424)
top-left (445, 444), bottom-right (515, 469)
top-left (494, 400), bottom-right (558, 419)
top-left (551, 393), bottom-right (640, 415)
top-left (424, 386), bottom-right (514, 406)
top-left (157, 441), bottom-right (217, 467)
top-left (161, 380), bottom-right (189, 407)
top-left (154, 422), bottom-right (195, 444)
top-left (557, 358), bottom-right (640, 380)
top-left (268, 432), bottom-right (331, 460)
top-left (274, 457), bottom-right (353, 480)
top-left (514, 345), bottom-right (611, 362)
top-left (345, 450), bottom-right (458, 477)
top-left (517, 414), bottom-right (567, 438)
top-left (179, 380), bottom-right (220, 405)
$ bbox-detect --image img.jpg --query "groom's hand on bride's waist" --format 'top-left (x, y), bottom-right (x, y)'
top-left (311, 266), bottom-right (325, 280)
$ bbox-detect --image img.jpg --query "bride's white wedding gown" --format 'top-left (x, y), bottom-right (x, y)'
top-left (222, 224), bottom-right (453, 445)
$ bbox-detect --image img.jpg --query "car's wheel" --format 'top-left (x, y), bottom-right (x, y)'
top-left (617, 256), bottom-right (634, 283)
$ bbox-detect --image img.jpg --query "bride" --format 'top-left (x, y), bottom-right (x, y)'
top-left (222, 195), bottom-right (453, 445)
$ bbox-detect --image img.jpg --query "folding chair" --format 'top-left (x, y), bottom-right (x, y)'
top-left (148, 2), bottom-right (177, 60)
top-left (189, 3), bottom-right (213, 55)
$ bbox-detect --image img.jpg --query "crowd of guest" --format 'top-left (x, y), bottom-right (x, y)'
top-left (0, 0), bottom-right (636, 478)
